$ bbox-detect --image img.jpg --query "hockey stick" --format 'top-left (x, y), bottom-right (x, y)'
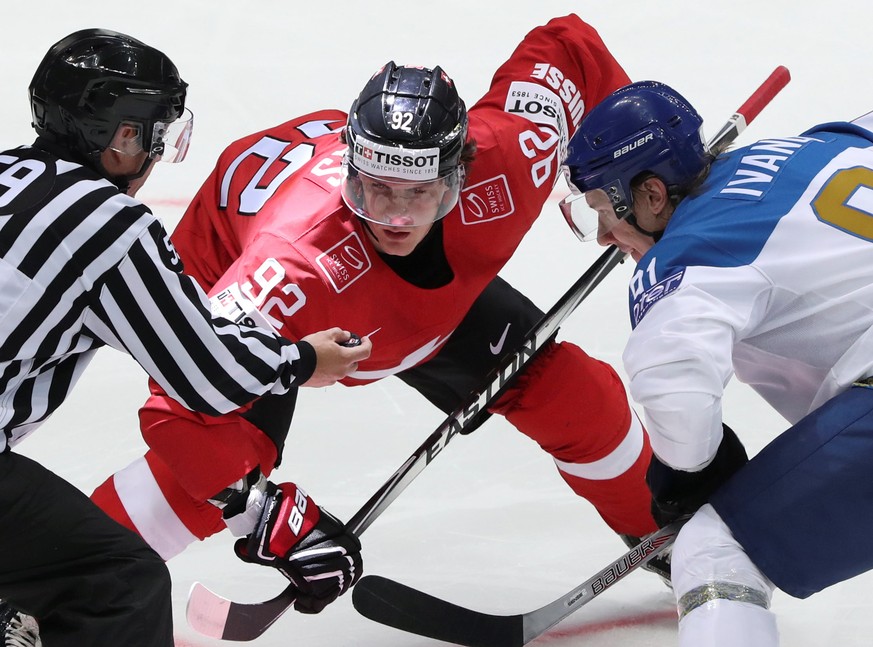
top-left (353, 519), bottom-right (684, 647)
top-left (185, 64), bottom-right (790, 642)
top-left (187, 242), bottom-right (626, 641)
top-left (347, 64), bottom-right (792, 646)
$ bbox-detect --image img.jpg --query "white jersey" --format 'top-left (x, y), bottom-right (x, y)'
top-left (623, 112), bottom-right (873, 469)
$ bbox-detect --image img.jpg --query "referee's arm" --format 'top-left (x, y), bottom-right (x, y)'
top-left (86, 221), bottom-right (315, 416)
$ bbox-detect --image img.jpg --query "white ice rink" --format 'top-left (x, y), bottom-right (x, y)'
top-left (4, 1), bottom-right (873, 645)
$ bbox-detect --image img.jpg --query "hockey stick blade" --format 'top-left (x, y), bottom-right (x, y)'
top-left (186, 582), bottom-right (295, 641)
top-left (186, 245), bottom-right (626, 640)
top-left (352, 521), bottom-right (684, 647)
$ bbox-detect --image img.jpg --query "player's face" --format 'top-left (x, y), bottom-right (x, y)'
top-left (356, 175), bottom-right (448, 255)
top-left (362, 217), bottom-right (435, 256)
top-left (587, 189), bottom-right (655, 262)
top-left (358, 175), bottom-right (450, 229)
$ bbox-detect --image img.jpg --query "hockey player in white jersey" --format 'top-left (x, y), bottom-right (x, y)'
top-left (562, 79), bottom-right (873, 646)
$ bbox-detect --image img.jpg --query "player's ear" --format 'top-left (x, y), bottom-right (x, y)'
top-left (101, 122), bottom-right (144, 172)
top-left (639, 176), bottom-right (671, 216)
top-left (108, 122), bottom-right (144, 155)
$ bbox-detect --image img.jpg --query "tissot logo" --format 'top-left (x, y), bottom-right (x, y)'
top-left (352, 136), bottom-right (440, 180)
top-left (354, 143), bottom-right (438, 169)
top-left (460, 175), bottom-right (515, 224)
top-left (316, 232), bottom-right (372, 293)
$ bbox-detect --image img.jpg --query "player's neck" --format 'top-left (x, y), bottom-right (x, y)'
top-left (376, 221), bottom-right (453, 289)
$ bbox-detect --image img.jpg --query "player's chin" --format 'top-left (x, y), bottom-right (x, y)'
top-left (375, 235), bottom-right (418, 256)
top-left (624, 246), bottom-right (645, 262)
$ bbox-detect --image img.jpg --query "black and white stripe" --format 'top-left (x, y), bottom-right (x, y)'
top-left (0, 145), bottom-right (305, 451)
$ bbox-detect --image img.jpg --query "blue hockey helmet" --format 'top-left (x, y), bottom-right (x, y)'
top-left (561, 81), bottom-right (709, 239)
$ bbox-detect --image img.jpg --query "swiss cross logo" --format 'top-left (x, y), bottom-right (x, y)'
top-left (362, 147), bottom-right (373, 159)
top-left (316, 232), bottom-right (372, 293)
top-left (460, 175), bottom-right (515, 225)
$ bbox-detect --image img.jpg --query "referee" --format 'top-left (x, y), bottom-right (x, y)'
top-left (0, 29), bottom-right (369, 647)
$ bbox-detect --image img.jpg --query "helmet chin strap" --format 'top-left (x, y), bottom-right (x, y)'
top-left (624, 211), bottom-right (665, 242)
top-left (123, 154), bottom-right (156, 185)
top-left (97, 152), bottom-right (156, 194)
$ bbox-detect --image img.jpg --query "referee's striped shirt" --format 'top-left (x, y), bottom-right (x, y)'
top-left (0, 144), bottom-right (315, 452)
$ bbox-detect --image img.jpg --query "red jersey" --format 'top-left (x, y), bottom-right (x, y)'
top-left (92, 16), bottom-right (660, 550)
top-left (173, 14), bottom-right (630, 386)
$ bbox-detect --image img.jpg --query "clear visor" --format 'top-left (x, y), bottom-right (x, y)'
top-left (559, 187), bottom-right (599, 242)
top-left (563, 187), bottom-right (634, 244)
top-left (560, 170), bottom-right (634, 242)
top-left (150, 108), bottom-right (194, 163)
top-left (340, 153), bottom-right (463, 228)
top-left (108, 108), bottom-right (194, 163)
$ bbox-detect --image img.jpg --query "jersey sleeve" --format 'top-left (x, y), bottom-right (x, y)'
top-left (458, 14), bottom-right (631, 253)
top-left (474, 14), bottom-right (631, 151)
top-left (170, 110), bottom-right (349, 287)
top-left (85, 218), bottom-right (316, 416)
top-left (622, 242), bottom-right (771, 470)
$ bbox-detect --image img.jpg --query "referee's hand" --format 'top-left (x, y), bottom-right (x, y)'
top-left (300, 328), bottom-right (371, 387)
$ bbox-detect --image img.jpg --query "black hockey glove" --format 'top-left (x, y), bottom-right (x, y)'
top-left (233, 482), bottom-right (363, 614)
top-left (646, 423), bottom-right (749, 527)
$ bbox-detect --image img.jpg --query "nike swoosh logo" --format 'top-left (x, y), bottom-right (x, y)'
top-left (489, 323), bottom-right (512, 355)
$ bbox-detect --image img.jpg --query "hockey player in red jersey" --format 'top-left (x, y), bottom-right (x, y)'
top-left (91, 13), bottom-right (663, 614)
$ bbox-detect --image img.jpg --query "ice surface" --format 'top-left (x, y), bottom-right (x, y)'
top-left (4, 2), bottom-right (872, 644)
